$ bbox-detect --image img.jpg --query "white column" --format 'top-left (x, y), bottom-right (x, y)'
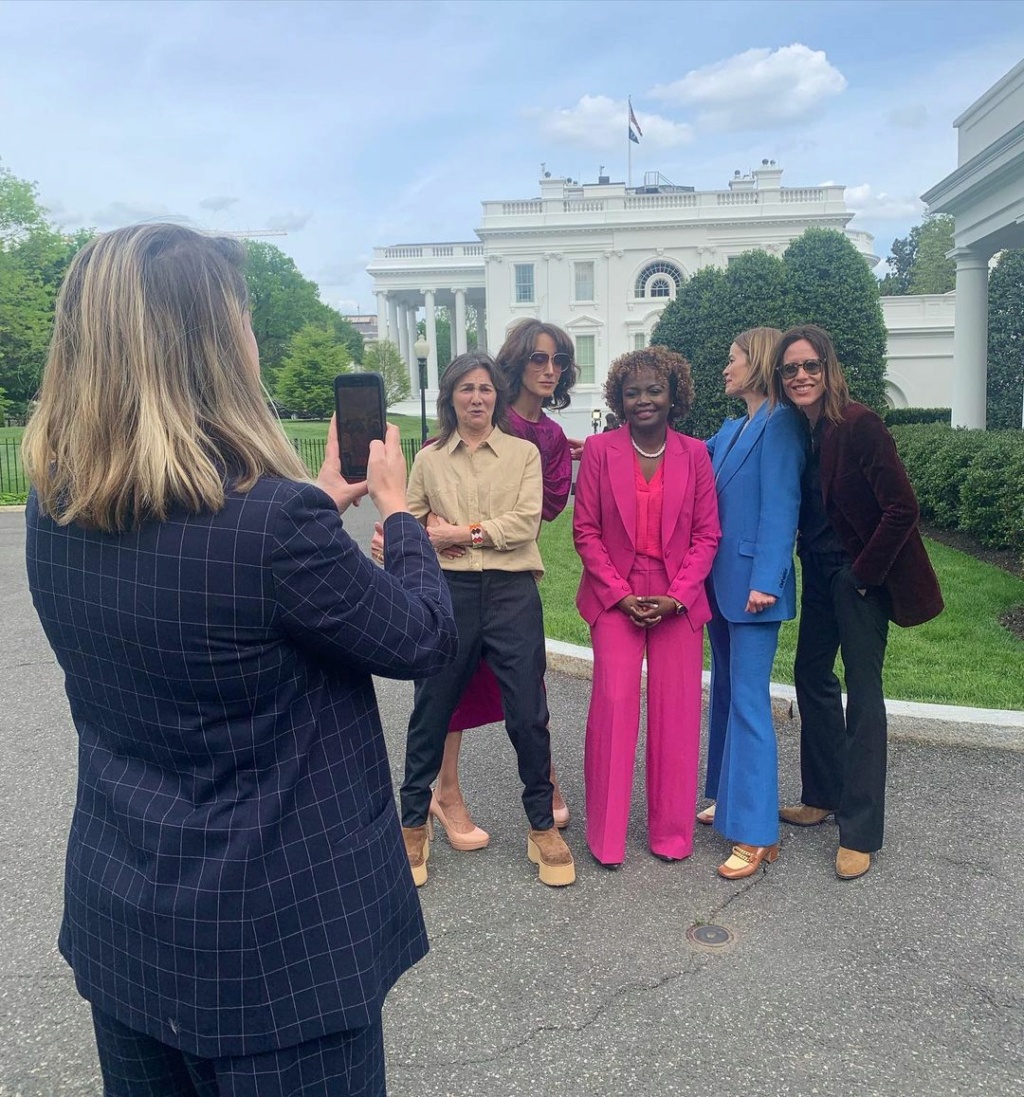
top-left (406, 307), bottom-right (419, 392)
top-left (449, 312), bottom-right (458, 361)
top-left (397, 303), bottom-right (410, 366)
top-left (387, 296), bottom-right (400, 350)
top-left (453, 287), bottom-right (468, 355)
top-left (375, 291), bottom-right (388, 344)
top-left (477, 304), bottom-right (488, 352)
top-left (424, 289), bottom-right (439, 390)
top-left (950, 248), bottom-right (990, 429)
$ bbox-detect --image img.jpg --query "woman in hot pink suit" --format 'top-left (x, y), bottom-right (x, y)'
top-left (574, 348), bottom-right (720, 866)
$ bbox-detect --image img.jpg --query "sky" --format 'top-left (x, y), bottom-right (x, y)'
top-left (2, 0), bottom-right (1023, 314)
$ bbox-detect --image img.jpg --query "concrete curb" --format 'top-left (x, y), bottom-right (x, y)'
top-left (546, 638), bottom-right (1024, 751)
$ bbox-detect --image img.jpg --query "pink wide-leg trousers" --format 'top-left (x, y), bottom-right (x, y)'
top-left (584, 558), bottom-right (704, 865)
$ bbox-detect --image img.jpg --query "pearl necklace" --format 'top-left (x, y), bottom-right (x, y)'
top-left (630, 434), bottom-right (666, 460)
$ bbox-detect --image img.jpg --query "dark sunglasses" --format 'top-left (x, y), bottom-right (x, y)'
top-left (527, 351), bottom-right (572, 373)
top-left (776, 358), bottom-right (824, 381)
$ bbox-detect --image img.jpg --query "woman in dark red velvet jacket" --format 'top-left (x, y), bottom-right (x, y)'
top-left (771, 324), bottom-right (943, 882)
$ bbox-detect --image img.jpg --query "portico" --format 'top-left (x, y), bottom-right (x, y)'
top-left (922, 59), bottom-right (1024, 429)
top-left (369, 244), bottom-right (487, 401)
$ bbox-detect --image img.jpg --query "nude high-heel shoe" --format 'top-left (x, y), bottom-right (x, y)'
top-left (429, 794), bottom-right (489, 851)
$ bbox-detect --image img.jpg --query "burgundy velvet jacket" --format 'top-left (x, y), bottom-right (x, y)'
top-left (819, 402), bottom-right (943, 628)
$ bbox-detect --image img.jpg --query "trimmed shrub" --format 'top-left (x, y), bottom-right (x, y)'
top-left (891, 424), bottom-right (1024, 554)
top-left (883, 407), bottom-right (951, 426)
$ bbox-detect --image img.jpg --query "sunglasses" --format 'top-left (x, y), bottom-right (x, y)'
top-left (527, 351), bottom-right (572, 373)
top-left (777, 358), bottom-right (824, 381)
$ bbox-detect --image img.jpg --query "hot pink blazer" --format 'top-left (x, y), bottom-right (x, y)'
top-left (573, 426), bottom-right (721, 629)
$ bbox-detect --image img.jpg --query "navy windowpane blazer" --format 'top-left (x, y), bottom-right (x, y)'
top-left (26, 478), bottom-right (456, 1058)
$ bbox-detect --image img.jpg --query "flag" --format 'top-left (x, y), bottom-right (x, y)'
top-left (629, 98), bottom-right (642, 144)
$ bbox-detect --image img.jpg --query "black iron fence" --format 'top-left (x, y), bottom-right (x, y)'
top-left (0, 439), bottom-right (26, 498)
top-left (0, 437), bottom-right (423, 501)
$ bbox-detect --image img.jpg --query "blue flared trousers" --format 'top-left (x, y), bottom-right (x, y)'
top-left (704, 589), bottom-right (782, 847)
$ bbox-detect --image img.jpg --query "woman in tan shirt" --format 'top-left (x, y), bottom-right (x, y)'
top-left (399, 352), bottom-right (576, 888)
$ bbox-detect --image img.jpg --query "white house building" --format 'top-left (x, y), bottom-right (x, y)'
top-left (368, 164), bottom-right (951, 437)
top-left (922, 58), bottom-right (1024, 428)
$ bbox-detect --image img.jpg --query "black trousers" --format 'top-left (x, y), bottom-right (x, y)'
top-left (91, 1006), bottom-right (384, 1097)
top-left (794, 551), bottom-right (891, 853)
top-left (401, 570), bottom-right (554, 831)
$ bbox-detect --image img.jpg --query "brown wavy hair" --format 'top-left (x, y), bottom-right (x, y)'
top-left (496, 319), bottom-right (577, 411)
top-left (604, 345), bottom-right (694, 424)
top-left (771, 324), bottom-right (851, 425)
top-left (434, 352), bottom-right (510, 446)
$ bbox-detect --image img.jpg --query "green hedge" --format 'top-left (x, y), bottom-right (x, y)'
top-left (883, 407), bottom-right (951, 426)
top-left (891, 425), bottom-right (1024, 555)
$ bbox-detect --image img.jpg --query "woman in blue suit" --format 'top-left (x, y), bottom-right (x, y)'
top-left (700, 327), bottom-right (806, 879)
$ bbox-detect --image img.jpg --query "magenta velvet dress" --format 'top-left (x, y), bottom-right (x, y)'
top-left (446, 406), bottom-right (571, 730)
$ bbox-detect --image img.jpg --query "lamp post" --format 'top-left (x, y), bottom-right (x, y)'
top-left (591, 408), bottom-right (602, 435)
top-left (414, 335), bottom-right (430, 446)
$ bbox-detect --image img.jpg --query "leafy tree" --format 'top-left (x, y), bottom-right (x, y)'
top-left (651, 250), bottom-right (791, 438)
top-left (783, 228), bottom-right (888, 410)
top-left (879, 214), bottom-right (955, 295)
top-left (0, 159), bottom-right (48, 246)
top-left (0, 163), bottom-right (92, 415)
top-left (244, 242), bottom-right (363, 381)
top-left (273, 324), bottom-right (351, 419)
top-left (986, 249), bottom-right (1024, 430)
top-left (362, 339), bottom-right (410, 407)
top-left (909, 214), bottom-right (955, 294)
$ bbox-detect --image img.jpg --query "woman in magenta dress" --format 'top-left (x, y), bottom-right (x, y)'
top-left (430, 319), bottom-right (579, 849)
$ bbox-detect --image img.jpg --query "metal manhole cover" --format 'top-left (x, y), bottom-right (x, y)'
top-left (686, 923), bottom-right (733, 948)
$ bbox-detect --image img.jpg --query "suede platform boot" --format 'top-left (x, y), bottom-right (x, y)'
top-left (402, 824), bottom-right (430, 887)
top-left (527, 826), bottom-right (576, 887)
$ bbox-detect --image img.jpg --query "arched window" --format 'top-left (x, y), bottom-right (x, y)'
top-left (649, 277), bottom-right (671, 298)
top-left (635, 261), bottom-right (682, 299)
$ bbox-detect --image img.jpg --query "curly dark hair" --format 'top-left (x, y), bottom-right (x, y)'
top-left (604, 345), bottom-right (694, 424)
top-left (496, 319), bottom-right (577, 411)
top-left (435, 352), bottom-right (510, 446)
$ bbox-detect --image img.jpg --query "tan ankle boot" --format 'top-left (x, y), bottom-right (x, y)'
top-left (402, 825), bottom-right (430, 887)
top-left (527, 827), bottom-right (576, 887)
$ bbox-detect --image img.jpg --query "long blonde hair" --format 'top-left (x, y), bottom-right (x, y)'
top-left (23, 223), bottom-right (309, 531)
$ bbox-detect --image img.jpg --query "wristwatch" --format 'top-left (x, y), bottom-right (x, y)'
top-left (674, 600), bottom-right (687, 615)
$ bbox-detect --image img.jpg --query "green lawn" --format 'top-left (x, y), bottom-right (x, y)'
top-left (539, 509), bottom-right (1024, 711)
top-left (0, 415), bottom-right (437, 498)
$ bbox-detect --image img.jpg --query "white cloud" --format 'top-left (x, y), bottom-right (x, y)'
top-left (845, 183), bottom-right (925, 220)
top-left (198, 195), bottom-right (240, 212)
top-left (536, 95), bottom-right (692, 152)
top-left (266, 211), bottom-right (312, 231)
top-left (650, 44), bottom-right (846, 132)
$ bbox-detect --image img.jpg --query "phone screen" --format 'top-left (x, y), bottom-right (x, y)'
top-left (335, 374), bottom-right (386, 483)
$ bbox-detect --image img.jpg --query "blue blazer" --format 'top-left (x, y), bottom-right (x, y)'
top-left (705, 402), bottom-right (805, 623)
top-left (26, 481), bottom-right (457, 1058)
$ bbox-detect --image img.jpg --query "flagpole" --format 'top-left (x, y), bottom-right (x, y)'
top-left (627, 96), bottom-right (633, 189)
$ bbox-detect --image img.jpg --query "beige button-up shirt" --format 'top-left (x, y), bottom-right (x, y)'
top-left (406, 427), bottom-right (544, 577)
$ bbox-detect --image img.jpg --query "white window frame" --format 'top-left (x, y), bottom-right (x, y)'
top-left (514, 263), bottom-right (535, 304)
top-left (573, 260), bottom-right (595, 303)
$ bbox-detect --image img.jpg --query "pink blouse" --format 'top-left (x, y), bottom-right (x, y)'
top-left (633, 456), bottom-right (664, 560)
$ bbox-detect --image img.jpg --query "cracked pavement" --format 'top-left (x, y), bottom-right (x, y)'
top-left (2, 509), bottom-right (1022, 1096)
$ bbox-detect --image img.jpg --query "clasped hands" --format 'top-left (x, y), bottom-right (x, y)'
top-left (370, 511), bottom-right (466, 566)
top-left (617, 594), bottom-right (678, 628)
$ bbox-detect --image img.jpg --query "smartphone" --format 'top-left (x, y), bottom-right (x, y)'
top-left (334, 372), bottom-right (386, 483)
